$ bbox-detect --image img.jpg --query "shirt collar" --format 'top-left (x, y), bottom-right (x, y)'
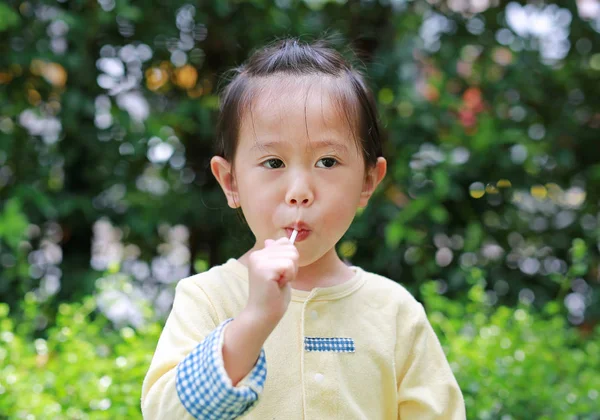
top-left (224, 258), bottom-right (365, 302)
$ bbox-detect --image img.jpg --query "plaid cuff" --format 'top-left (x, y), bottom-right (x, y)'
top-left (176, 318), bottom-right (267, 419)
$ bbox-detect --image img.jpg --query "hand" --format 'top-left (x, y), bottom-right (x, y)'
top-left (244, 237), bottom-right (299, 326)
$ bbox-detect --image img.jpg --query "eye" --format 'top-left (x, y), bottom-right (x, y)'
top-left (262, 158), bottom-right (284, 169)
top-left (316, 157), bottom-right (338, 168)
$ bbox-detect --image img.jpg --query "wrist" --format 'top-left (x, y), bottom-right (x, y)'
top-left (238, 306), bottom-right (281, 336)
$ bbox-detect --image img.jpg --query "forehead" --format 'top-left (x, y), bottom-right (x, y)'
top-left (238, 76), bottom-right (359, 151)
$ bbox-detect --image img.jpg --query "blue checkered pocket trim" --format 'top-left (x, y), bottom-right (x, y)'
top-left (176, 318), bottom-right (267, 420)
top-left (304, 337), bottom-right (355, 353)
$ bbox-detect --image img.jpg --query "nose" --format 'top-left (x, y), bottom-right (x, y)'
top-left (285, 174), bottom-right (314, 207)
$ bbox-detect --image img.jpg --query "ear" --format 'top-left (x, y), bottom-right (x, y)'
top-left (210, 156), bottom-right (240, 209)
top-left (359, 157), bottom-right (387, 208)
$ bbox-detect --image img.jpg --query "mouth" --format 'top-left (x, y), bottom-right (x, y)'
top-left (287, 221), bottom-right (311, 231)
top-left (285, 222), bottom-right (312, 243)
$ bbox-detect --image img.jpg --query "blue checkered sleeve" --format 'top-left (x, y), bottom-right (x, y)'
top-left (175, 318), bottom-right (267, 419)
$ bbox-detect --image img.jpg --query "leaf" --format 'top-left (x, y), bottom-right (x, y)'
top-left (432, 168), bottom-right (451, 199)
top-left (429, 205), bottom-right (449, 224)
top-left (0, 4), bottom-right (21, 31)
top-left (0, 199), bottom-right (29, 249)
top-left (385, 221), bottom-right (405, 248)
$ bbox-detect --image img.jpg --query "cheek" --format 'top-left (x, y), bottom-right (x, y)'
top-left (237, 174), bottom-right (278, 219)
top-left (322, 169), bottom-right (364, 199)
top-left (319, 176), bottom-right (362, 220)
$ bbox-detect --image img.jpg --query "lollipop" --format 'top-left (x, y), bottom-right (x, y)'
top-left (289, 229), bottom-right (298, 244)
top-left (289, 207), bottom-right (301, 245)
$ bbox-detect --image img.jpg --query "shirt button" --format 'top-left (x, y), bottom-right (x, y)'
top-left (310, 310), bottom-right (318, 320)
top-left (314, 373), bottom-right (324, 383)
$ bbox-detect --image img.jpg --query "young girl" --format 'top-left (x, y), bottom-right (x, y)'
top-left (141, 38), bottom-right (465, 419)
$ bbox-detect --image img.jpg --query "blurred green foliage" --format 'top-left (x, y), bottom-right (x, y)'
top-left (0, 293), bottom-right (160, 418)
top-left (1, 0), bottom-right (599, 321)
top-left (423, 276), bottom-right (600, 419)
top-left (0, 280), bottom-right (598, 418)
top-left (1, 0), bottom-right (600, 417)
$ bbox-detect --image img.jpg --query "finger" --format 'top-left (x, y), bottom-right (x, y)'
top-left (258, 259), bottom-right (294, 284)
top-left (271, 253), bottom-right (299, 262)
top-left (262, 244), bottom-right (298, 261)
top-left (262, 254), bottom-right (299, 269)
top-left (263, 241), bottom-right (297, 253)
top-left (263, 247), bottom-right (299, 258)
top-left (256, 258), bottom-right (294, 281)
top-left (275, 259), bottom-right (298, 286)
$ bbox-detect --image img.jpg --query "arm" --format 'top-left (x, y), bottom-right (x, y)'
top-left (141, 279), bottom-right (267, 420)
top-left (176, 318), bottom-right (267, 419)
top-left (222, 308), bottom-right (279, 386)
top-left (142, 238), bottom-right (298, 419)
top-left (396, 303), bottom-right (466, 420)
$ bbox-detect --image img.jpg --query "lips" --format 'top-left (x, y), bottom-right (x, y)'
top-left (284, 222), bottom-right (312, 243)
top-left (286, 221), bottom-right (311, 231)
top-left (285, 228), bottom-right (310, 242)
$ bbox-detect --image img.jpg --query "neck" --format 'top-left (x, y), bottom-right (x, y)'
top-left (292, 247), bottom-right (353, 291)
top-left (238, 245), bottom-right (353, 291)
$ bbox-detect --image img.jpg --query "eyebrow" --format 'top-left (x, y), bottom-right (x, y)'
top-left (250, 139), bottom-right (349, 154)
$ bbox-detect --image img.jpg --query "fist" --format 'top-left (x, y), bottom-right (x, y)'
top-left (245, 237), bottom-right (299, 324)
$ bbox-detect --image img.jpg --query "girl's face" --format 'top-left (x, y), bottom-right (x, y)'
top-left (213, 77), bottom-right (386, 267)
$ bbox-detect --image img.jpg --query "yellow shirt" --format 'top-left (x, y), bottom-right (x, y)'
top-left (141, 259), bottom-right (465, 419)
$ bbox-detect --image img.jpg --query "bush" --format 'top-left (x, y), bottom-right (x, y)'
top-left (422, 274), bottom-right (600, 419)
top-left (1, 279), bottom-right (598, 419)
top-left (0, 294), bottom-right (160, 419)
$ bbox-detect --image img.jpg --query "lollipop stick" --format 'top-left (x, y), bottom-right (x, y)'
top-left (289, 206), bottom-right (301, 245)
top-left (290, 229), bottom-right (298, 244)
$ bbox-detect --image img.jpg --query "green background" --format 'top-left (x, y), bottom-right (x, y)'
top-left (1, 0), bottom-right (599, 418)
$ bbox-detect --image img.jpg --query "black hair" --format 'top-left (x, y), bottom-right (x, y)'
top-left (215, 38), bottom-right (383, 171)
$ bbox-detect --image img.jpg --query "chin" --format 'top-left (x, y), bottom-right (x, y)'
top-left (297, 248), bottom-right (334, 268)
